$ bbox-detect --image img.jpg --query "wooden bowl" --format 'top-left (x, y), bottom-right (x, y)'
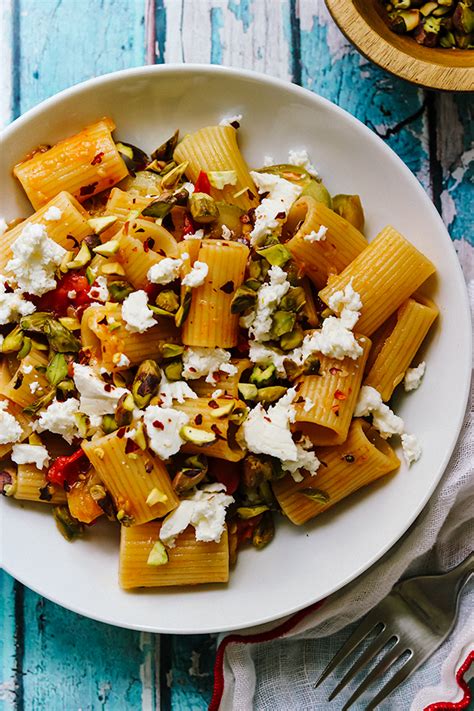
top-left (325, 0), bottom-right (474, 91)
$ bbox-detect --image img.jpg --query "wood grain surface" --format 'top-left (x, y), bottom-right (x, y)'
top-left (0, 1), bottom-right (472, 709)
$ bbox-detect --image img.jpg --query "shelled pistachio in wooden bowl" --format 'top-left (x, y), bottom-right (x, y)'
top-left (325, 0), bottom-right (474, 90)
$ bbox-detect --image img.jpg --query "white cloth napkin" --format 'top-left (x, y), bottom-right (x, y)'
top-left (215, 269), bottom-right (474, 711)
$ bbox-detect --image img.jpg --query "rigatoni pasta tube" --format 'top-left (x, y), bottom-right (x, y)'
top-left (364, 295), bottom-right (438, 401)
top-left (174, 397), bottom-right (246, 462)
top-left (119, 523), bottom-right (229, 588)
top-left (13, 464), bottom-right (67, 504)
top-left (13, 118), bottom-right (128, 209)
top-left (114, 219), bottom-right (179, 289)
top-left (284, 197), bottom-right (368, 289)
top-left (319, 226), bottom-right (436, 336)
top-left (105, 188), bottom-right (154, 223)
top-left (273, 419), bottom-right (400, 525)
top-left (293, 335), bottom-right (371, 446)
top-left (0, 191), bottom-right (91, 272)
top-left (81, 304), bottom-right (179, 369)
top-left (182, 239), bottom-right (249, 348)
top-left (174, 125), bottom-right (258, 210)
top-left (191, 358), bottom-right (251, 398)
top-left (82, 432), bottom-right (178, 526)
top-left (0, 350), bottom-right (49, 408)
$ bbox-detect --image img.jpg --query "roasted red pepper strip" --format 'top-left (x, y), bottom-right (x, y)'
top-left (208, 459), bottom-right (240, 495)
top-left (35, 272), bottom-right (92, 317)
top-left (194, 170), bottom-right (211, 195)
top-left (236, 514), bottom-right (263, 547)
top-left (182, 213), bottom-right (196, 237)
top-left (47, 449), bottom-right (90, 488)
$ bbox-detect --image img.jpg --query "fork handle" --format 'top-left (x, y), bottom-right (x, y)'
top-left (444, 551), bottom-right (474, 594)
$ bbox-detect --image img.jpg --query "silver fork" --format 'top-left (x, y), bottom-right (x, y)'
top-left (315, 551), bottom-right (474, 710)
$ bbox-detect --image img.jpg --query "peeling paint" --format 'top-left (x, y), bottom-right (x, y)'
top-left (188, 650), bottom-right (211, 677)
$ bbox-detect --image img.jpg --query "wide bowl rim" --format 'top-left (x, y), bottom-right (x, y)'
top-left (1, 63), bottom-right (471, 634)
top-left (325, 0), bottom-right (474, 92)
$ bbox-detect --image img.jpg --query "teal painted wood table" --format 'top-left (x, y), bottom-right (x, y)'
top-left (0, 1), bottom-right (472, 709)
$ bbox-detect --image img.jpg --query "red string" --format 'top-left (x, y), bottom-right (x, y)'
top-left (424, 650), bottom-right (474, 711)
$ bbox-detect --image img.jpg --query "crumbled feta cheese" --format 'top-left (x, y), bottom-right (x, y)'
top-left (219, 114), bottom-right (242, 127)
top-left (221, 225), bottom-right (232, 240)
top-left (0, 400), bottom-right (23, 445)
top-left (159, 483), bottom-right (234, 547)
top-left (249, 171), bottom-right (302, 246)
top-left (73, 364), bottom-right (129, 418)
top-left (113, 353), bottom-right (130, 368)
top-left (304, 225), bottom-right (327, 242)
top-left (243, 388), bottom-right (297, 462)
top-left (0, 217), bottom-right (8, 234)
top-left (287, 148), bottom-right (319, 177)
top-left (158, 373), bottom-right (197, 408)
top-left (29, 381), bottom-right (40, 394)
top-left (22, 364), bottom-right (33, 374)
top-left (182, 260), bottom-right (208, 288)
top-left (354, 386), bottom-right (404, 439)
top-left (328, 280), bottom-right (362, 329)
top-left (303, 398), bottom-right (314, 413)
top-left (121, 290), bottom-right (156, 333)
top-left (263, 155), bottom-right (274, 167)
top-left (11, 443), bottom-right (50, 470)
top-left (147, 257), bottom-right (184, 285)
top-left (67, 290), bottom-right (77, 299)
top-left (5, 223), bottom-right (66, 296)
top-left (143, 404), bottom-right (189, 460)
top-left (182, 182), bottom-right (195, 195)
top-left (247, 265), bottom-right (291, 342)
top-left (248, 341), bottom-right (288, 376)
top-left (183, 229), bottom-right (205, 241)
top-left (401, 433), bottom-right (422, 466)
top-left (212, 389), bottom-right (223, 399)
top-left (36, 398), bottom-right (81, 444)
top-left (208, 171), bottom-right (238, 190)
top-left (89, 276), bottom-right (110, 303)
top-left (44, 206), bottom-right (62, 221)
top-left (404, 362), bottom-right (426, 392)
top-left (182, 347), bottom-right (237, 383)
top-left (300, 316), bottom-right (363, 361)
top-left (282, 435), bottom-right (320, 482)
top-left (0, 276), bottom-right (36, 325)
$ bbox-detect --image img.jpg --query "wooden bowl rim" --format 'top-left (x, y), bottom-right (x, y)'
top-left (325, 0), bottom-right (474, 92)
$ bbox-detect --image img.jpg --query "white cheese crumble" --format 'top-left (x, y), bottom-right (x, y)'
top-left (22, 364), bottom-right (33, 374)
top-left (113, 353), bottom-right (130, 368)
top-left (0, 217), bottom-right (8, 234)
top-left (249, 171), bottom-right (302, 246)
top-left (301, 317), bottom-right (363, 361)
top-left (211, 389), bottom-right (223, 399)
top-left (221, 225), bottom-right (232, 240)
top-left (181, 260), bottom-right (208, 288)
top-left (147, 257), bottom-right (184, 285)
top-left (243, 388), bottom-right (298, 462)
top-left (183, 229), bottom-right (205, 241)
top-left (247, 265), bottom-right (291, 342)
top-left (159, 483), bottom-right (234, 547)
top-left (401, 433), bottom-right (422, 466)
top-left (11, 443), bottom-right (50, 470)
top-left (89, 276), bottom-right (110, 303)
top-left (304, 225), bottom-right (327, 242)
top-left (248, 341), bottom-right (288, 376)
top-left (404, 362), bottom-right (426, 392)
top-left (0, 276), bottom-right (36, 325)
top-left (219, 114), bottom-right (242, 127)
top-left (5, 223), bottom-right (66, 296)
top-left (44, 206), bottom-right (62, 221)
top-left (36, 398), bottom-right (81, 444)
top-left (282, 435), bottom-right (320, 482)
top-left (287, 148), bottom-right (319, 177)
top-left (143, 404), bottom-right (189, 460)
top-left (121, 290), bottom-right (156, 333)
top-left (208, 171), bottom-right (238, 190)
top-left (29, 381), bottom-right (40, 394)
top-left (328, 280), bottom-right (363, 329)
top-left (182, 347), bottom-right (238, 383)
top-left (73, 364), bottom-right (129, 418)
top-left (354, 386), bottom-right (404, 439)
top-left (303, 397), bottom-right (314, 413)
top-left (67, 290), bottom-right (77, 299)
top-left (0, 400), bottom-right (23, 445)
top-left (158, 373), bottom-right (198, 408)
top-left (182, 181), bottom-right (195, 195)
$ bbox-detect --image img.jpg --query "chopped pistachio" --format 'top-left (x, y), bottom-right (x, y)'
top-left (59, 317), bottom-right (81, 331)
top-left (128, 421), bottom-right (147, 450)
top-left (151, 130), bottom-right (179, 161)
top-left (88, 216), bottom-right (118, 235)
top-left (237, 505), bottom-right (269, 519)
top-left (280, 325), bottom-right (304, 351)
top-left (238, 383), bottom-right (259, 401)
top-left (332, 194), bottom-right (365, 231)
top-left (180, 425), bottom-right (217, 446)
top-left (53, 506), bottom-right (84, 542)
top-left (302, 179), bottom-right (332, 209)
top-left (101, 261), bottom-right (126, 276)
top-left (300, 488), bottom-right (330, 504)
top-left (108, 281), bottom-right (134, 302)
top-left (85, 266), bottom-right (97, 285)
top-left (74, 412), bottom-right (89, 438)
top-left (172, 468), bottom-right (206, 494)
top-left (230, 285), bottom-right (258, 314)
top-left (45, 319), bottom-right (81, 353)
top-left (256, 386), bottom-right (288, 404)
top-left (160, 161), bottom-right (189, 190)
top-left (17, 335), bottom-right (32, 359)
top-left (280, 286), bottom-right (306, 313)
top-left (208, 170), bottom-right (238, 189)
top-left (93, 240), bottom-right (120, 257)
top-left (146, 487), bottom-right (168, 506)
top-left (56, 379), bottom-right (75, 396)
top-left (132, 360), bottom-right (161, 408)
top-left (175, 287), bottom-right (192, 328)
top-left (156, 289), bottom-right (180, 314)
top-left (1, 326), bottom-right (23, 354)
top-left (252, 511), bottom-right (275, 550)
top-left (453, 2), bottom-right (474, 32)
top-left (160, 343), bottom-right (185, 359)
top-left (115, 393), bottom-right (134, 427)
top-left (116, 141), bottom-right (149, 174)
top-left (210, 400), bottom-right (235, 418)
top-left (257, 243), bottom-right (292, 268)
top-left (270, 310), bottom-right (295, 338)
top-left (242, 455), bottom-right (274, 488)
top-left (141, 192), bottom-right (178, 219)
top-left (46, 353), bottom-right (69, 387)
top-left (102, 414), bottom-right (119, 434)
top-left (189, 192), bottom-right (219, 223)
top-left (66, 241), bottom-right (92, 270)
top-left (163, 359), bottom-right (183, 382)
top-left (249, 364), bottom-right (276, 388)
top-left (59, 250), bottom-right (74, 273)
top-left (147, 540), bottom-right (169, 566)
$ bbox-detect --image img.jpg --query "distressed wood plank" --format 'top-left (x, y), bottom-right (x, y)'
top-left (0, 0), bottom-right (14, 126)
top-left (160, 634), bottom-right (216, 711)
top-left (16, 0), bottom-right (146, 115)
top-left (0, 573), bottom-right (19, 710)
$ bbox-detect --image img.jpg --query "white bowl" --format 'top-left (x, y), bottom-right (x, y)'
top-left (0, 65), bottom-right (471, 634)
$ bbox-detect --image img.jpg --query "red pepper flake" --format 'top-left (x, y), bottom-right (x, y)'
top-left (125, 439), bottom-right (139, 454)
top-left (66, 234), bottom-right (80, 248)
top-left (182, 213), bottom-right (196, 237)
top-left (210, 424), bottom-right (224, 439)
top-left (135, 227), bottom-right (145, 233)
top-left (263, 416), bottom-right (272, 423)
top-left (79, 182), bottom-right (98, 197)
top-left (143, 238), bottom-right (155, 253)
top-left (240, 214), bottom-right (251, 224)
top-left (116, 427), bottom-right (126, 439)
top-left (296, 396), bottom-right (305, 404)
top-left (13, 373), bottom-right (24, 390)
top-left (189, 367), bottom-right (196, 373)
top-left (153, 420), bottom-right (164, 430)
top-left (194, 414), bottom-right (203, 425)
top-left (104, 383), bottom-right (113, 392)
top-left (275, 211), bottom-right (286, 220)
top-left (145, 461), bottom-right (153, 473)
top-left (329, 367), bottom-right (342, 375)
top-left (331, 405), bottom-right (340, 416)
top-left (220, 280), bottom-right (234, 294)
top-left (91, 152), bottom-right (104, 166)
top-left (334, 389), bottom-right (346, 401)
top-left (208, 399), bottom-right (219, 409)
top-left (194, 170), bottom-right (211, 195)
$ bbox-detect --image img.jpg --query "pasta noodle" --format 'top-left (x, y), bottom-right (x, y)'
top-left (13, 464), bottom-right (67, 504)
top-left (272, 420), bottom-right (400, 525)
top-left (174, 397), bottom-right (246, 461)
top-left (0, 350), bottom-right (49, 408)
top-left (191, 358), bottom-right (251, 398)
